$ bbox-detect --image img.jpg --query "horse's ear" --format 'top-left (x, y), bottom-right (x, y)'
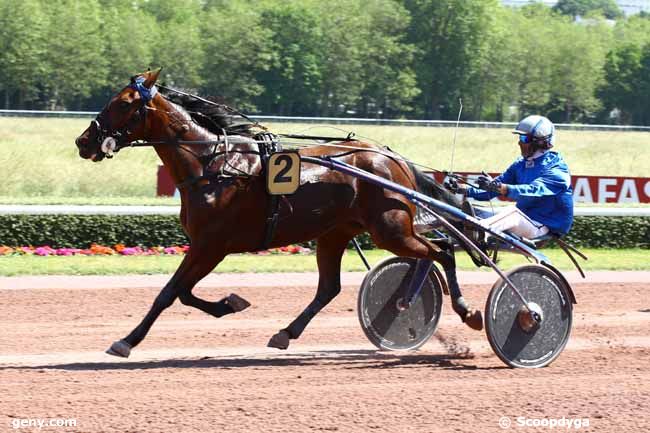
top-left (144, 67), bottom-right (162, 88)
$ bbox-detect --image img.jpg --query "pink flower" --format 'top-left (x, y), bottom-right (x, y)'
top-left (3, 244), bottom-right (197, 257)
top-left (56, 248), bottom-right (78, 256)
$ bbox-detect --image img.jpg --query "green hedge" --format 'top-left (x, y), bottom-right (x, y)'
top-left (563, 216), bottom-right (650, 248)
top-left (0, 214), bottom-right (648, 249)
top-left (0, 215), bottom-right (188, 248)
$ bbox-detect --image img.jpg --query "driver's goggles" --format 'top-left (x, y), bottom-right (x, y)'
top-left (518, 134), bottom-right (532, 144)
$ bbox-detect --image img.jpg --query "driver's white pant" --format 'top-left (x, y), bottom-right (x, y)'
top-left (480, 206), bottom-right (549, 239)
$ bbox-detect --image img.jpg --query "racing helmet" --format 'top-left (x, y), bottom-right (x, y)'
top-left (512, 115), bottom-right (555, 149)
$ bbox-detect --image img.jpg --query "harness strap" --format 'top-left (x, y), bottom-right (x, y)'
top-left (176, 175), bottom-right (205, 190)
top-left (257, 133), bottom-right (283, 250)
top-left (263, 196), bottom-right (281, 250)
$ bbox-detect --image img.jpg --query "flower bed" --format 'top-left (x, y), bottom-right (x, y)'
top-left (0, 244), bottom-right (312, 257)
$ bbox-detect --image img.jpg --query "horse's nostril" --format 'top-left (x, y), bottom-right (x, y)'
top-left (75, 136), bottom-right (87, 148)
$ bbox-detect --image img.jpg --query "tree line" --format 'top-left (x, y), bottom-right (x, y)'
top-left (1, 0), bottom-right (649, 124)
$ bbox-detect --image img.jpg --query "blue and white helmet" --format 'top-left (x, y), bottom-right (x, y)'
top-left (512, 115), bottom-right (555, 148)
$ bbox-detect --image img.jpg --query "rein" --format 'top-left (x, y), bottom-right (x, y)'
top-left (157, 84), bottom-right (267, 131)
top-left (105, 83), bottom-right (457, 192)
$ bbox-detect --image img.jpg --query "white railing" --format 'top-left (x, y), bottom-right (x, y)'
top-left (0, 204), bottom-right (647, 217)
top-left (2, 109), bottom-right (650, 131)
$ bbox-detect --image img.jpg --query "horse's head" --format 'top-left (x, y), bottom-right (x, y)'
top-left (75, 69), bottom-right (161, 162)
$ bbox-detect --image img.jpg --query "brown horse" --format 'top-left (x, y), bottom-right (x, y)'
top-left (75, 69), bottom-right (482, 358)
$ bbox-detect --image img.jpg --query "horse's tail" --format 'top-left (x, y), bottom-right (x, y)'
top-left (406, 163), bottom-right (462, 210)
top-left (406, 162), bottom-right (475, 237)
top-left (407, 162), bottom-right (489, 266)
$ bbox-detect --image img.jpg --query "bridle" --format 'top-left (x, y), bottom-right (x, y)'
top-left (91, 76), bottom-right (157, 158)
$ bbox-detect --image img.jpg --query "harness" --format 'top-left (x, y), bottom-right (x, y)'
top-left (255, 132), bottom-right (284, 250)
top-left (93, 80), bottom-right (367, 252)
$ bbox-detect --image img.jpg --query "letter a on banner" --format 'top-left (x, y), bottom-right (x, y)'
top-left (572, 178), bottom-right (593, 203)
top-left (619, 179), bottom-right (639, 203)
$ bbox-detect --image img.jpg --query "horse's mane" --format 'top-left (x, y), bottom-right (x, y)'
top-left (158, 87), bottom-right (257, 136)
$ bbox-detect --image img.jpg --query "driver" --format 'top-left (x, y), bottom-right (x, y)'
top-left (446, 115), bottom-right (574, 239)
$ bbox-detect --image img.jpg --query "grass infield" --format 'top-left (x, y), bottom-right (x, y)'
top-left (1, 117), bottom-right (648, 202)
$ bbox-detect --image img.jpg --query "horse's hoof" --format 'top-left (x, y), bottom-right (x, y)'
top-left (267, 330), bottom-right (290, 350)
top-left (106, 340), bottom-right (132, 358)
top-left (464, 309), bottom-right (484, 331)
top-left (225, 293), bottom-right (251, 313)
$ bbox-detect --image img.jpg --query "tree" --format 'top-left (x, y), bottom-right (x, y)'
top-left (599, 43), bottom-right (648, 124)
top-left (462, 4), bottom-right (518, 120)
top-left (611, 13), bottom-right (650, 46)
top-left (305, 0), bottom-right (368, 116)
top-left (93, 3), bottom-right (158, 107)
top-left (637, 45), bottom-right (650, 124)
top-left (598, 15), bottom-right (650, 124)
top-left (355, 0), bottom-right (420, 118)
top-left (503, 4), bottom-right (563, 119)
top-left (142, 0), bottom-right (205, 89)
top-left (403, 0), bottom-right (502, 119)
top-left (200, 1), bottom-right (274, 110)
top-left (252, 0), bottom-right (418, 118)
top-left (553, 0), bottom-right (623, 20)
top-left (41, 0), bottom-right (107, 109)
top-left (252, 2), bottom-right (324, 115)
top-left (0, 0), bottom-right (48, 108)
top-left (546, 17), bottom-right (612, 122)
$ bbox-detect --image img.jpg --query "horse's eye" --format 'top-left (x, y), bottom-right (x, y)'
top-left (119, 100), bottom-right (131, 110)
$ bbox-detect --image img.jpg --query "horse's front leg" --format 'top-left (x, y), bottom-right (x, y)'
top-left (106, 246), bottom-right (247, 358)
top-left (268, 230), bottom-right (351, 350)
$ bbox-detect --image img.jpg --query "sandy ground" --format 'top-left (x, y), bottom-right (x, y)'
top-left (1, 271), bottom-right (649, 432)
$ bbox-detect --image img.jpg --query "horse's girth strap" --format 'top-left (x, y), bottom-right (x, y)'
top-left (257, 133), bottom-right (283, 250)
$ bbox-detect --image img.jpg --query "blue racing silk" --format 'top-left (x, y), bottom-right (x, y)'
top-left (466, 151), bottom-right (574, 235)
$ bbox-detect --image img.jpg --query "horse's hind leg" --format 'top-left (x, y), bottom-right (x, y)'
top-left (430, 240), bottom-right (483, 331)
top-left (268, 229), bottom-right (351, 350)
top-left (369, 210), bottom-right (483, 331)
top-left (107, 246), bottom-right (249, 358)
top-left (178, 290), bottom-right (251, 317)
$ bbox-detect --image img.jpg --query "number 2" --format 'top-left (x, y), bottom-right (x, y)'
top-left (273, 155), bottom-right (293, 183)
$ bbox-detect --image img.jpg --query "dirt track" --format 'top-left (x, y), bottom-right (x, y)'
top-left (1, 272), bottom-right (649, 432)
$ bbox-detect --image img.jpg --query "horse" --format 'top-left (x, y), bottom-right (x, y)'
top-left (75, 69), bottom-right (482, 358)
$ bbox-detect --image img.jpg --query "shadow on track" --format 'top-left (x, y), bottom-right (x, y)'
top-left (0, 349), bottom-right (504, 372)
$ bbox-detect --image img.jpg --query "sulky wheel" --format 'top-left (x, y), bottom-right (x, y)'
top-left (357, 256), bottom-right (443, 351)
top-left (485, 264), bottom-right (573, 368)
